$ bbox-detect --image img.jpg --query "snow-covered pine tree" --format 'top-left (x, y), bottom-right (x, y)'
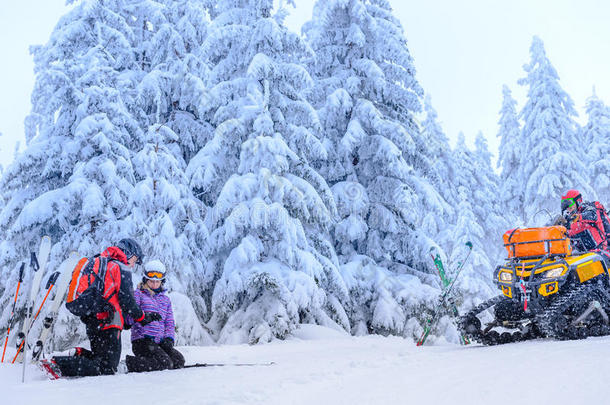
top-left (412, 133), bottom-right (498, 343)
top-left (304, 0), bottom-right (447, 338)
top-left (419, 95), bottom-right (456, 248)
top-left (0, 1), bottom-right (143, 347)
top-left (185, 1), bottom-right (257, 207)
top-left (306, 0), bottom-right (450, 268)
top-left (125, 124), bottom-right (211, 344)
top-left (129, 0), bottom-right (213, 164)
top-left (197, 0), bottom-right (350, 344)
top-left (583, 89), bottom-right (610, 204)
top-left (332, 179), bottom-right (437, 337)
top-left (122, 0), bottom-right (213, 344)
top-left (448, 186), bottom-right (494, 310)
top-left (518, 36), bottom-right (593, 224)
top-left (473, 132), bottom-right (511, 263)
top-left (448, 134), bottom-right (496, 311)
top-left (496, 85), bottom-right (524, 222)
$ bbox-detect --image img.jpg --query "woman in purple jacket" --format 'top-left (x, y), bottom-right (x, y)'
top-left (125, 260), bottom-right (185, 373)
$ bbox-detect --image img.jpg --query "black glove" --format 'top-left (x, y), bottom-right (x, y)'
top-left (159, 337), bottom-right (174, 351)
top-left (139, 312), bottom-right (162, 326)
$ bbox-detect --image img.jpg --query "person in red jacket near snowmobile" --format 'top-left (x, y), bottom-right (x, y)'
top-left (561, 190), bottom-right (610, 252)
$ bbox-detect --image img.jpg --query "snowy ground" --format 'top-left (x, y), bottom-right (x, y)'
top-left (2, 325), bottom-right (609, 405)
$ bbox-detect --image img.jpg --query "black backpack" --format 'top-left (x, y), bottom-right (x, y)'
top-left (581, 202), bottom-right (610, 240)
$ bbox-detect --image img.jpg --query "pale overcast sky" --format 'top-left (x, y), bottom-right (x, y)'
top-left (0, 0), bottom-right (608, 168)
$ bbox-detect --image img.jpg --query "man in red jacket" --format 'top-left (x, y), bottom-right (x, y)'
top-left (561, 190), bottom-right (610, 252)
top-left (48, 239), bottom-right (161, 377)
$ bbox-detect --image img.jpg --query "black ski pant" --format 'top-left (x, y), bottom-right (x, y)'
top-left (53, 325), bottom-right (121, 376)
top-left (126, 338), bottom-right (185, 373)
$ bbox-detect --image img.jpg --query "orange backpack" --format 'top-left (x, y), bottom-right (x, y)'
top-left (65, 256), bottom-right (114, 317)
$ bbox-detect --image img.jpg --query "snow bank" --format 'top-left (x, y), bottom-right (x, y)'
top-left (3, 334), bottom-right (610, 404)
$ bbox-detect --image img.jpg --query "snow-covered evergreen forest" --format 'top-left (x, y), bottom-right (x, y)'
top-left (0, 0), bottom-right (609, 348)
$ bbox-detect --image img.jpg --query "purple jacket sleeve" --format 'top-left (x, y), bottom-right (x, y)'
top-left (164, 297), bottom-right (175, 340)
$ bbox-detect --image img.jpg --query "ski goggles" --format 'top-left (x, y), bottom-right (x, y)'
top-left (144, 271), bottom-right (165, 280)
top-left (561, 198), bottom-right (576, 212)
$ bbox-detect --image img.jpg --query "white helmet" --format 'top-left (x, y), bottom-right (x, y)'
top-left (143, 260), bottom-right (166, 281)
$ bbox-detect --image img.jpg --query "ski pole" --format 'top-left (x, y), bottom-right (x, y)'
top-left (1, 262), bottom-right (25, 362)
top-left (21, 251), bottom-right (44, 383)
top-left (29, 272), bottom-right (59, 362)
top-left (30, 252), bottom-right (80, 364)
top-left (12, 340), bottom-right (25, 364)
top-left (31, 272), bottom-right (60, 323)
top-left (12, 272), bottom-right (58, 365)
top-left (12, 252), bottom-right (39, 364)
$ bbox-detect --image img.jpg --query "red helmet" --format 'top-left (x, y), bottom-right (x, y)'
top-left (561, 189), bottom-right (582, 213)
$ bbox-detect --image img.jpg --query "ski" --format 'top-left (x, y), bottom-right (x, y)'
top-left (417, 242), bottom-right (473, 346)
top-left (183, 361), bottom-right (275, 368)
top-left (1, 262), bottom-right (25, 362)
top-left (13, 236), bottom-right (51, 364)
top-left (432, 243), bottom-right (471, 345)
top-left (13, 271), bottom-right (61, 362)
top-left (31, 252), bottom-right (80, 362)
top-left (39, 359), bottom-right (276, 380)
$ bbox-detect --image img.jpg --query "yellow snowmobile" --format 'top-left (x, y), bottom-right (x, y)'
top-left (459, 225), bottom-right (610, 344)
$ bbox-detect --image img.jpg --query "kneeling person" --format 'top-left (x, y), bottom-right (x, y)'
top-left (50, 239), bottom-right (161, 378)
top-left (126, 260), bottom-right (185, 372)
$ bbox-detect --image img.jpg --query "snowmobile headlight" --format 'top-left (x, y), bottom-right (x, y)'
top-left (544, 267), bottom-right (565, 278)
top-left (499, 271), bottom-right (513, 282)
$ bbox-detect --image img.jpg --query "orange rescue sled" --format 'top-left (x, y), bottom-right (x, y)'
top-left (503, 226), bottom-right (572, 258)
